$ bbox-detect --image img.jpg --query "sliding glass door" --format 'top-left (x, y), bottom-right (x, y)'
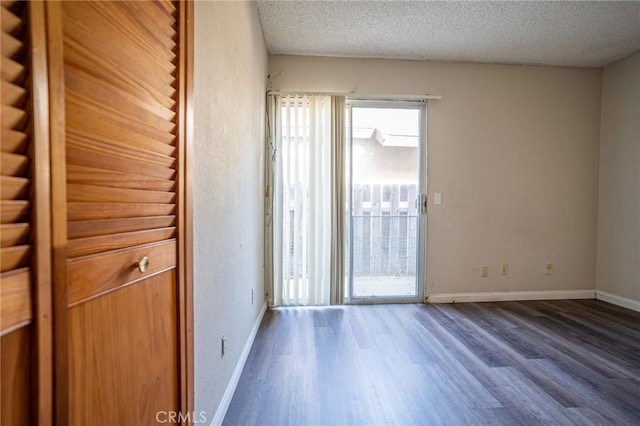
top-left (348, 101), bottom-right (426, 303)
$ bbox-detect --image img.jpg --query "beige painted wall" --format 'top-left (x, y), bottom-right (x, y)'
top-left (596, 52), bottom-right (640, 303)
top-left (270, 55), bottom-right (602, 295)
top-left (194, 1), bottom-right (267, 421)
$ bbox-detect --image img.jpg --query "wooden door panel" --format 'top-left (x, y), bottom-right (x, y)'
top-left (1, 2), bottom-right (39, 424)
top-left (1, 327), bottom-right (31, 426)
top-left (66, 239), bottom-right (177, 307)
top-left (62, 0), bottom-right (179, 258)
top-left (68, 271), bottom-right (178, 426)
top-left (54, 2), bottom-right (183, 423)
top-left (2, 0), bottom-right (191, 423)
top-left (0, 269), bottom-right (32, 333)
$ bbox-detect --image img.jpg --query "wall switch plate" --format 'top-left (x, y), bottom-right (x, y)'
top-left (545, 263), bottom-right (553, 275)
top-left (434, 193), bottom-right (442, 205)
top-left (481, 265), bottom-right (488, 277)
top-left (501, 264), bottom-right (508, 275)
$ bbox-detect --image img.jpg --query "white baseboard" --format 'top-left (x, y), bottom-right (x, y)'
top-left (211, 301), bottom-right (268, 426)
top-left (596, 290), bottom-right (640, 312)
top-left (426, 289), bottom-right (595, 304)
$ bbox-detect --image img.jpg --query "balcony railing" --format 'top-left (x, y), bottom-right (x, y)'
top-left (283, 183), bottom-right (419, 284)
top-left (351, 183), bottom-right (418, 278)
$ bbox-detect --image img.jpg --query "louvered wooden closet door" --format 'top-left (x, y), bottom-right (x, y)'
top-left (1, 2), bottom-right (51, 425)
top-left (48, 1), bottom-right (185, 424)
top-left (1, 2), bottom-right (33, 424)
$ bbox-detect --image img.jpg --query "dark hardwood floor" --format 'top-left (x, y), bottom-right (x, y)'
top-left (223, 300), bottom-right (640, 425)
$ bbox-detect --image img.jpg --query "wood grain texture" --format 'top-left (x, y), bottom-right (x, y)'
top-left (67, 215), bottom-right (176, 239)
top-left (0, 223), bottom-right (29, 247)
top-left (1, 30), bottom-right (23, 58)
top-left (67, 164), bottom-right (176, 191)
top-left (67, 239), bottom-right (177, 306)
top-left (1, 79), bottom-right (27, 105)
top-left (1, 175), bottom-right (29, 199)
top-left (1, 3), bottom-right (42, 423)
top-left (1, 327), bottom-right (31, 426)
top-left (66, 144), bottom-right (175, 180)
top-left (0, 35), bottom-right (30, 251)
top-left (45, 1), bottom-right (71, 423)
top-left (0, 200), bottom-right (28, 223)
top-left (0, 55), bottom-right (25, 84)
top-left (29, 1), bottom-right (54, 423)
top-left (68, 271), bottom-right (178, 426)
top-left (62, 0), bottom-right (179, 264)
top-left (0, 128), bottom-right (27, 153)
top-left (1, 5), bottom-right (21, 34)
top-left (176, 0), bottom-right (195, 416)
top-left (48, 2), bottom-right (186, 424)
top-left (224, 300), bottom-right (640, 426)
top-left (1, 100), bottom-right (27, 124)
top-left (67, 202), bottom-right (176, 221)
top-left (67, 183), bottom-right (175, 204)
top-left (62, 26), bottom-right (175, 112)
top-left (1, 151), bottom-right (29, 176)
top-left (66, 226), bottom-right (175, 258)
top-left (65, 68), bottom-right (176, 133)
top-left (0, 268), bottom-right (31, 335)
top-left (66, 100), bottom-right (176, 148)
top-left (66, 131), bottom-right (176, 167)
top-left (0, 244), bottom-right (30, 272)
top-left (0, 0), bottom-right (32, 281)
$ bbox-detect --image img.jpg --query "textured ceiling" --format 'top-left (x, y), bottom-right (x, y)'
top-left (256, 0), bottom-right (640, 68)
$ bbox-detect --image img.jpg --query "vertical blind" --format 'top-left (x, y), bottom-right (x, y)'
top-left (273, 96), bottom-right (332, 306)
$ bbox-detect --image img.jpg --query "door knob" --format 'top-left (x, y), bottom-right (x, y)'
top-left (137, 256), bottom-right (150, 273)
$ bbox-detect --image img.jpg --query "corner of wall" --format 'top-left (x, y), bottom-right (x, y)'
top-left (595, 51), bottom-right (640, 308)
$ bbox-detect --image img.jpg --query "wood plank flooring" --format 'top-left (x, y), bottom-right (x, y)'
top-left (223, 300), bottom-right (640, 425)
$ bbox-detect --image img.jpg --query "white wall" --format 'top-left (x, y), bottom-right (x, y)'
top-left (596, 52), bottom-right (640, 306)
top-left (269, 55), bottom-right (602, 297)
top-left (194, 1), bottom-right (267, 421)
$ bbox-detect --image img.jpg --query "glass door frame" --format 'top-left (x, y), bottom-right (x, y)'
top-left (345, 99), bottom-right (427, 304)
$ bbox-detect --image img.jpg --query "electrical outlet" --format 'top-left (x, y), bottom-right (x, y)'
top-left (501, 264), bottom-right (508, 275)
top-left (221, 334), bottom-right (226, 358)
top-left (545, 262), bottom-right (553, 275)
top-left (481, 265), bottom-right (489, 277)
